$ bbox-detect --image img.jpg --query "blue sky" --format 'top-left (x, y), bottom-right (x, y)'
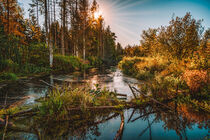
top-left (19, 0), bottom-right (210, 47)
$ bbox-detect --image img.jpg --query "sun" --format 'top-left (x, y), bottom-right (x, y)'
top-left (94, 10), bottom-right (102, 19)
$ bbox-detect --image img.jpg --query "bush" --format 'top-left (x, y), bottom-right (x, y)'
top-left (186, 51), bottom-right (209, 70)
top-left (53, 55), bottom-right (83, 72)
top-left (119, 56), bottom-right (168, 80)
top-left (0, 73), bottom-right (18, 81)
top-left (118, 57), bottom-right (143, 75)
top-left (87, 56), bottom-right (103, 67)
top-left (150, 74), bottom-right (185, 99)
top-left (183, 70), bottom-right (208, 93)
top-left (0, 59), bottom-right (19, 73)
top-left (20, 63), bottom-right (51, 74)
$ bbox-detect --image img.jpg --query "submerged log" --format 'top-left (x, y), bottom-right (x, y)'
top-left (114, 113), bottom-right (125, 140)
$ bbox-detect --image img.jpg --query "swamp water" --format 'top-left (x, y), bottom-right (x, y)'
top-left (0, 68), bottom-right (209, 140)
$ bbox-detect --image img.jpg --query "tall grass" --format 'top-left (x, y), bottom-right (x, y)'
top-left (38, 85), bottom-right (120, 119)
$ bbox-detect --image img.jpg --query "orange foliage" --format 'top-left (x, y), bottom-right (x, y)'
top-left (183, 70), bottom-right (208, 92)
top-left (178, 104), bottom-right (209, 124)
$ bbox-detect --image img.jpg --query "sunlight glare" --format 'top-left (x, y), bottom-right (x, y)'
top-left (94, 11), bottom-right (102, 19)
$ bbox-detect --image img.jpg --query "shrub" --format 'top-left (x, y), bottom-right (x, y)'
top-left (0, 59), bottom-right (19, 72)
top-left (20, 63), bottom-right (51, 74)
top-left (53, 55), bottom-right (82, 72)
top-left (119, 56), bottom-right (168, 80)
top-left (150, 74), bottom-right (186, 99)
top-left (183, 70), bottom-right (208, 93)
top-left (0, 72), bottom-right (18, 81)
top-left (135, 70), bottom-right (153, 80)
top-left (186, 51), bottom-right (209, 70)
top-left (87, 56), bottom-right (103, 67)
top-left (118, 57), bottom-right (143, 75)
top-left (160, 63), bottom-right (184, 77)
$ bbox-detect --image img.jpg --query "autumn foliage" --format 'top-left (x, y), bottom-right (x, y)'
top-left (183, 70), bottom-right (208, 92)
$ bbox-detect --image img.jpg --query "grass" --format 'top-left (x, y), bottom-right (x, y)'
top-left (36, 85), bottom-right (121, 120)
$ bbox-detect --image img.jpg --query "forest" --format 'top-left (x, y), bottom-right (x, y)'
top-left (0, 0), bottom-right (123, 81)
top-left (0, 0), bottom-right (209, 139)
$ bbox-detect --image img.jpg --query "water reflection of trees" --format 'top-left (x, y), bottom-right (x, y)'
top-left (1, 105), bottom-right (209, 139)
top-left (130, 104), bottom-right (209, 140)
top-left (1, 109), bottom-right (120, 139)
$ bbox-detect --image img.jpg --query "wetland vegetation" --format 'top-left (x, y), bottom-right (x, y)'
top-left (0, 0), bottom-right (209, 139)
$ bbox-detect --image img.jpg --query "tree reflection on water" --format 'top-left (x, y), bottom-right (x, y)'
top-left (0, 103), bottom-right (209, 140)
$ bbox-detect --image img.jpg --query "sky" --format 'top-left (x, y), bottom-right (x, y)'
top-left (19, 0), bottom-right (210, 47)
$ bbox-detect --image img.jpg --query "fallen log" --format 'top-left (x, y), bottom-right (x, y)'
top-left (8, 109), bottom-right (37, 118)
top-left (116, 93), bottom-right (127, 97)
top-left (131, 86), bottom-right (172, 110)
top-left (128, 84), bottom-right (137, 99)
top-left (40, 80), bottom-right (55, 88)
top-left (67, 106), bottom-right (122, 111)
top-left (114, 113), bottom-right (124, 140)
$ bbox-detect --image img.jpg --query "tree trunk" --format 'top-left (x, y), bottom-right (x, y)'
top-left (53, 0), bottom-right (56, 47)
top-left (6, 0), bottom-right (9, 34)
top-left (61, 0), bottom-right (66, 55)
top-left (83, 23), bottom-right (86, 60)
top-left (36, 0), bottom-right (39, 25)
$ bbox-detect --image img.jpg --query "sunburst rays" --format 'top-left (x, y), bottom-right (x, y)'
top-left (97, 0), bottom-right (148, 47)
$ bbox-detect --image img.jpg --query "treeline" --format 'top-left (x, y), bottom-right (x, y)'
top-left (0, 0), bottom-right (123, 80)
top-left (124, 13), bottom-right (209, 64)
